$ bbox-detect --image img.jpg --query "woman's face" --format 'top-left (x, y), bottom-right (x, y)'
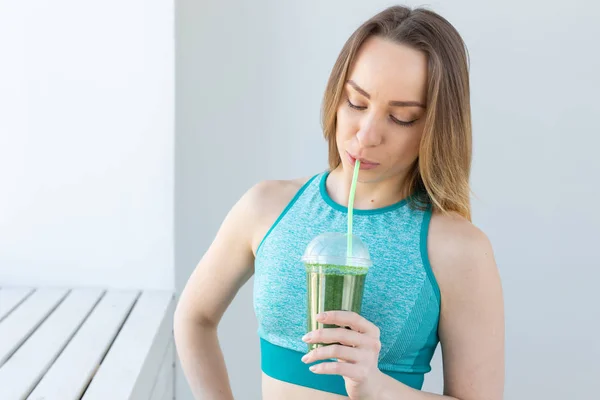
top-left (336, 36), bottom-right (428, 183)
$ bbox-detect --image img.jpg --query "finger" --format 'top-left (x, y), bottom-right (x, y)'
top-left (304, 327), bottom-right (363, 348)
top-left (309, 361), bottom-right (365, 380)
top-left (302, 344), bottom-right (364, 364)
top-left (316, 311), bottom-right (380, 338)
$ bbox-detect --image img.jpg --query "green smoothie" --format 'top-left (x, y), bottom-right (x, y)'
top-left (305, 263), bottom-right (367, 351)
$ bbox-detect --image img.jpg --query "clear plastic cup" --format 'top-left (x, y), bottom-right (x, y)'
top-left (301, 232), bottom-right (372, 351)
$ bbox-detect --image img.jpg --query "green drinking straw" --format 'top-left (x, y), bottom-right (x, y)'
top-left (347, 160), bottom-right (361, 259)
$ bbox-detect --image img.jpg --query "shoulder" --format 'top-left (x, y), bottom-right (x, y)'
top-left (246, 175), bottom-right (313, 212)
top-left (243, 175), bottom-right (314, 224)
top-left (242, 174), bottom-right (315, 253)
top-left (427, 210), bottom-right (499, 298)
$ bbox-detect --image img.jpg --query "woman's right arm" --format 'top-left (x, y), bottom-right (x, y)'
top-left (174, 182), bottom-right (266, 400)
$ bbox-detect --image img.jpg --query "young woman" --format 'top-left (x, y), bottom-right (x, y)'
top-left (175, 5), bottom-right (504, 400)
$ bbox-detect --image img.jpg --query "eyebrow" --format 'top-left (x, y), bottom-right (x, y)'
top-left (347, 80), bottom-right (426, 108)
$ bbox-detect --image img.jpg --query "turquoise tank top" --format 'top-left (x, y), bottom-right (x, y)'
top-left (253, 170), bottom-right (440, 396)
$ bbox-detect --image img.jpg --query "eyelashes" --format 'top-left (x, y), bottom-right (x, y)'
top-left (346, 98), bottom-right (367, 111)
top-left (346, 98), bottom-right (418, 128)
top-left (389, 114), bottom-right (417, 127)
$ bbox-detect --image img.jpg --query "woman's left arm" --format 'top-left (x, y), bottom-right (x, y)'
top-left (378, 217), bottom-right (505, 399)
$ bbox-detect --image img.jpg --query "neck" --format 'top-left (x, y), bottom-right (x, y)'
top-left (327, 166), bottom-right (410, 210)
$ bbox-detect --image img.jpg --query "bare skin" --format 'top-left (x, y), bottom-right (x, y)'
top-left (174, 35), bottom-right (504, 400)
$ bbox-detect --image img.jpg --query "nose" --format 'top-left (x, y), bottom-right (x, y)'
top-left (355, 113), bottom-right (383, 148)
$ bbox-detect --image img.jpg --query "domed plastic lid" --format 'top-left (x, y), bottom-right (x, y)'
top-left (301, 232), bottom-right (372, 268)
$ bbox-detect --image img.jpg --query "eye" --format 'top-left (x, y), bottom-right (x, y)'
top-left (346, 98), bottom-right (367, 110)
top-left (390, 114), bottom-right (418, 127)
top-left (347, 96), bottom-right (418, 127)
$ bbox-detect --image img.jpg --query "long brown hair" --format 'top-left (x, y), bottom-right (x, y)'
top-left (321, 6), bottom-right (472, 220)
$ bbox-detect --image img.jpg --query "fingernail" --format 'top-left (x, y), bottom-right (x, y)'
top-left (317, 312), bottom-right (327, 320)
top-left (301, 354), bottom-right (308, 363)
top-left (309, 365), bottom-right (317, 372)
top-left (302, 333), bottom-right (312, 342)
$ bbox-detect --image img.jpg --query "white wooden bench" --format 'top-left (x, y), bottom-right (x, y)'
top-left (0, 287), bottom-right (175, 400)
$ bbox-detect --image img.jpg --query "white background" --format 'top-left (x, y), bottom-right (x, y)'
top-left (0, 0), bottom-right (175, 290)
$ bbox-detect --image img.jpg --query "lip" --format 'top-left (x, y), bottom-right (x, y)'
top-left (346, 151), bottom-right (379, 170)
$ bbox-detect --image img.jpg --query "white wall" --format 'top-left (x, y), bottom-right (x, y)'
top-left (176, 1), bottom-right (600, 399)
top-left (0, 0), bottom-right (175, 290)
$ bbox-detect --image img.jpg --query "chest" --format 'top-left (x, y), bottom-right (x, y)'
top-left (253, 220), bottom-right (429, 357)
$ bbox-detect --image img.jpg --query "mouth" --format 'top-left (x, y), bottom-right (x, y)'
top-left (346, 151), bottom-right (380, 170)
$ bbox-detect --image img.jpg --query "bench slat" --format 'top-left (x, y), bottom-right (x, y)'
top-left (149, 340), bottom-right (174, 400)
top-left (0, 288), bottom-right (34, 322)
top-left (27, 290), bottom-right (139, 400)
top-left (161, 369), bottom-right (173, 400)
top-left (0, 289), bottom-right (104, 399)
top-left (0, 289), bottom-right (68, 368)
top-left (82, 291), bottom-right (174, 400)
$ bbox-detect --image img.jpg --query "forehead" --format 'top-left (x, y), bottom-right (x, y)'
top-left (347, 36), bottom-right (428, 103)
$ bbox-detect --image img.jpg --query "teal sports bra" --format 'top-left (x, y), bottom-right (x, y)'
top-left (253, 170), bottom-right (440, 396)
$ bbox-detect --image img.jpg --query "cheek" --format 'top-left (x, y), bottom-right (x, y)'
top-left (388, 129), bottom-right (423, 161)
top-left (408, 130), bottom-right (423, 153)
top-left (402, 122), bottom-right (425, 150)
top-left (335, 107), bottom-right (359, 138)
